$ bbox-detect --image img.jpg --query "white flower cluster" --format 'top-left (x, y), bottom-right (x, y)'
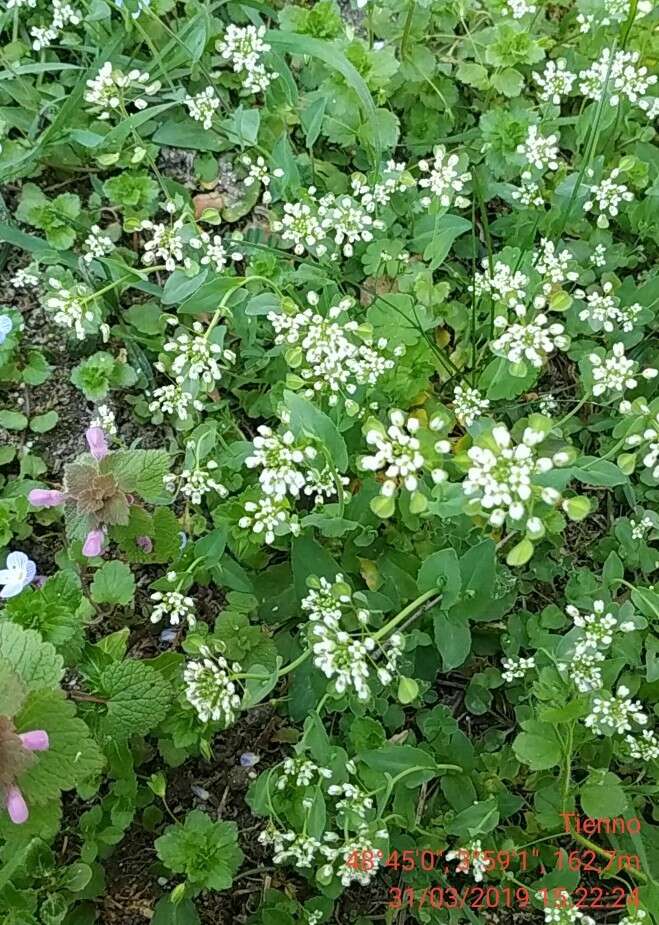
top-left (30, 0), bottom-right (80, 52)
top-left (241, 154), bottom-right (283, 205)
top-left (184, 86), bottom-right (220, 130)
top-left (328, 781), bottom-right (374, 818)
top-left (563, 601), bottom-right (636, 691)
top-left (184, 646), bottom-right (242, 725)
top-left (12, 265), bottom-right (39, 289)
top-left (626, 412), bottom-right (659, 478)
top-left (150, 589), bottom-right (196, 626)
top-left (245, 426), bottom-right (317, 499)
top-left (140, 216), bottom-right (185, 272)
top-left (362, 409), bottom-right (449, 499)
top-left (512, 171), bottom-right (544, 207)
top-left (579, 49), bottom-right (657, 110)
top-left (491, 305), bottom-right (569, 369)
top-left (303, 575), bottom-right (402, 701)
top-left (568, 650), bottom-right (605, 693)
top-left (589, 343), bottom-right (657, 398)
top-left (91, 404), bottom-right (117, 435)
top-left (463, 424), bottom-right (561, 526)
top-left (576, 283), bottom-right (641, 334)
top-left (534, 59), bottom-right (576, 104)
top-left (317, 193), bottom-right (384, 257)
top-left (269, 292), bottom-right (394, 405)
top-left (164, 461), bottom-right (227, 505)
top-left (159, 322), bottom-right (235, 386)
top-left (453, 384), bottom-right (490, 427)
top-left (583, 167), bottom-right (634, 227)
top-left (543, 891), bottom-right (595, 925)
top-left (351, 160), bottom-right (411, 213)
top-left (626, 729), bottom-right (659, 762)
top-left (475, 260), bottom-right (528, 306)
top-left (85, 62), bottom-right (160, 119)
top-left (630, 515), bottom-right (653, 540)
top-left (501, 655), bottom-right (535, 683)
top-left (535, 239), bottom-right (577, 290)
top-left (446, 840), bottom-right (489, 883)
top-left (276, 757), bottom-right (332, 790)
top-left (189, 231), bottom-right (242, 273)
top-left (585, 685), bottom-right (648, 736)
top-left (273, 200), bottom-right (326, 256)
top-left (238, 495), bottom-right (300, 545)
top-left (504, 0), bottom-right (536, 17)
top-left (149, 383), bottom-right (204, 420)
top-left (517, 126), bottom-right (560, 173)
top-left (217, 24), bottom-right (277, 94)
top-left (418, 146), bottom-right (470, 209)
top-left (83, 225), bottom-right (114, 264)
top-left (43, 277), bottom-right (97, 341)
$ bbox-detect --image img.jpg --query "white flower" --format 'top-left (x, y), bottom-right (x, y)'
top-left (259, 827), bottom-right (324, 870)
top-left (589, 342), bottom-right (657, 398)
top-left (188, 231), bottom-right (239, 273)
top-left (579, 49), bottom-right (657, 108)
top-left (361, 410), bottom-right (429, 497)
top-left (216, 24), bottom-right (277, 93)
top-left (516, 125), bottom-right (560, 172)
top-left (534, 59), bottom-right (576, 104)
top-left (162, 322), bottom-right (233, 385)
top-left (475, 260), bottom-right (528, 306)
top-left (565, 599), bottom-right (631, 656)
top-left (165, 462), bottom-right (227, 505)
top-left (543, 891), bottom-right (596, 925)
top-left (504, 0), bottom-right (536, 16)
top-left (30, 0), bottom-right (81, 52)
top-left (184, 86), bottom-right (220, 129)
top-left (566, 649), bottom-right (605, 693)
top-left (184, 646), bottom-right (242, 725)
top-left (631, 515), bottom-right (653, 540)
top-left (418, 146), bottom-right (470, 209)
top-left (11, 266), bottom-right (39, 288)
top-left (626, 729), bottom-right (659, 762)
top-left (351, 160), bottom-right (411, 213)
top-left (245, 426), bottom-right (316, 499)
top-left (511, 170), bottom-right (544, 207)
top-left (453, 385), bottom-right (490, 427)
top-left (535, 239), bottom-right (577, 289)
top-left (150, 589), bottom-right (196, 626)
top-left (625, 411), bottom-right (659, 479)
top-left (273, 200), bottom-right (326, 256)
top-left (269, 294), bottom-right (393, 405)
top-left (501, 655), bottom-right (535, 683)
top-left (83, 225), bottom-right (114, 264)
top-left (241, 153), bottom-right (283, 204)
top-left (583, 168), bottom-right (634, 227)
top-left (491, 310), bottom-right (569, 368)
top-left (277, 757), bottom-right (332, 790)
top-left (140, 216), bottom-right (185, 272)
top-left (148, 383), bottom-right (204, 420)
top-left (0, 551), bottom-right (36, 599)
top-left (446, 840), bottom-right (489, 882)
top-left (85, 62), bottom-right (160, 119)
top-left (463, 424), bottom-right (559, 525)
top-left (238, 495), bottom-right (300, 545)
top-left (317, 194), bottom-right (383, 257)
top-left (91, 404), bottom-right (117, 435)
top-left (590, 243), bottom-right (607, 267)
top-left (44, 277), bottom-right (97, 341)
top-left (585, 686), bottom-right (648, 736)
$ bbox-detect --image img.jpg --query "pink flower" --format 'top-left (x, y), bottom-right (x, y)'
top-left (28, 489), bottom-right (66, 508)
top-left (4, 729), bottom-right (49, 824)
top-left (19, 730), bottom-right (49, 751)
top-left (86, 426), bottom-right (108, 461)
top-left (136, 535), bottom-right (153, 553)
top-left (82, 529), bottom-right (105, 557)
top-left (6, 786), bottom-right (28, 824)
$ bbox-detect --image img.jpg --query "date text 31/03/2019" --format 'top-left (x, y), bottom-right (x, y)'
top-left (387, 885), bottom-right (639, 912)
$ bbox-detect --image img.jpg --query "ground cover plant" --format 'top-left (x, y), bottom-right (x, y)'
top-left (0, 0), bottom-right (658, 923)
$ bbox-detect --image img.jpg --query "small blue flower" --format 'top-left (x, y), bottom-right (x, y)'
top-left (0, 315), bottom-right (13, 346)
top-left (0, 551), bottom-right (36, 599)
top-left (240, 752), bottom-right (260, 768)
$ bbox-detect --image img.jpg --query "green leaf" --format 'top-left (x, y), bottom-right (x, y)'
top-left (359, 744), bottom-right (437, 781)
top-left (97, 660), bottom-right (172, 738)
top-left (506, 538), bottom-right (534, 567)
top-left (580, 772), bottom-right (628, 819)
top-left (106, 449), bottom-right (170, 502)
top-left (15, 690), bottom-right (104, 803)
top-left (151, 898), bottom-right (201, 925)
top-left (631, 586), bottom-right (659, 621)
top-left (29, 411), bottom-right (59, 433)
top-left (0, 410), bottom-right (28, 430)
top-left (513, 721), bottom-right (562, 770)
top-left (417, 549), bottom-right (461, 606)
top-left (90, 561), bottom-right (136, 607)
top-left (283, 390), bottom-right (348, 471)
top-left (433, 611), bottom-right (471, 671)
top-left (490, 67), bottom-right (524, 97)
top-left (0, 622), bottom-right (63, 690)
top-left (155, 810), bottom-right (243, 892)
top-left (571, 458), bottom-right (628, 487)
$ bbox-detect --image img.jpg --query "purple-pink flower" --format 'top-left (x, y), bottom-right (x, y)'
top-left (28, 489), bottom-right (66, 508)
top-left (4, 728), bottom-right (49, 825)
top-left (82, 529), bottom-right (105, 557)
top-left (85, 426), bottom-right (109, 460)
top-left (136, 535), bottom-right (153, 553)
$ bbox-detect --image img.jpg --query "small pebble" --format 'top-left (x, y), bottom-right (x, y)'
top-left (240, 751), bottom-right (260, 768)
top-left (191, 784), bottom-right (210, 801)
top-left (159, 628), bottom-right (178, 644)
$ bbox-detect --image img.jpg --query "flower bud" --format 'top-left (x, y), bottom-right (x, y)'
top-left (28, 489), bottom-right (66, 508)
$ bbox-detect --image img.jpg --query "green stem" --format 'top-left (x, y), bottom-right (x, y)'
top-left (400, 1), bottom-right (416, 60)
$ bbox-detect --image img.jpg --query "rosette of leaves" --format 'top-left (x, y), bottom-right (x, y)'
top-left (0, 623), bottom-right (103, 851)
top-left (62, 445), bottom-right (170, 544)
